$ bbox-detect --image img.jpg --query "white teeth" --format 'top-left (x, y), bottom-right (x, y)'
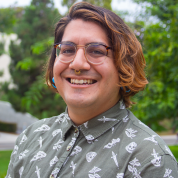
top-left (70, 79), bottom-right (94, 85)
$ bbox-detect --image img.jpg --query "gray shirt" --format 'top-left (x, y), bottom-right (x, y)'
top-left (6, 101), bottom-right (178, 178)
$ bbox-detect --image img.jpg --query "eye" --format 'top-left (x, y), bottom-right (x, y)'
top-left (60, 45), bottom-right (75, 55)
top-left (87, 45), bottom-right (106, 57)
top-left (91, 50), bottom-right (104, 55)
top-left (62, 49), bottom-right (75, 54)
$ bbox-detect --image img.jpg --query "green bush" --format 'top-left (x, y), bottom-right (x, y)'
top-left (0, 121), bottom-right (16, 133)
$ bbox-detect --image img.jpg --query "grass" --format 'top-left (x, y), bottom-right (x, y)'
top-left (0, 146), bottom-right (178, 177)
top-left (0, 150), bottom-right (12, 178)
top-left (169, 145), bottom-right (178, 161)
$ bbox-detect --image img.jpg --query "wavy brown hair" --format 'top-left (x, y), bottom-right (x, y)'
top-left (45, 2), bottom-right (148, 108)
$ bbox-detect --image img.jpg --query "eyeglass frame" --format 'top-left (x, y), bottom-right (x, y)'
top-left (53, 42), bottom-right (112, 65)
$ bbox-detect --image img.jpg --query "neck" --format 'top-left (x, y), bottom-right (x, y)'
top-left (67, 99), bottom-right (119, 126)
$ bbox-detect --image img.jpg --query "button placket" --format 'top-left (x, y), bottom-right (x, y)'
top-left (66, 127), bottom-right (79, 151)
top-left (50, 126), bottom-right (80, 178)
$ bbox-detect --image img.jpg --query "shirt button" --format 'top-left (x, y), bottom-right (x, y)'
top-left (49, 175), bottom-right (54, 178)
top-left (67, 145), bottom-right (71, 151)
top-left (74, 128), bottom-right (78, 133)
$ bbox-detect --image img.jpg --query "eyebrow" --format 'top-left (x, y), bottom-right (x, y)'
top-left (61, 41), bottom-right (108, 46)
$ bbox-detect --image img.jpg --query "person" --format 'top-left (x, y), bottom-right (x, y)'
top-left (6, 2), bottom-right (178, 178)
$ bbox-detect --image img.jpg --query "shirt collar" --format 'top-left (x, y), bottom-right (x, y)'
top-left (60, 100), bottom-right (128, 141)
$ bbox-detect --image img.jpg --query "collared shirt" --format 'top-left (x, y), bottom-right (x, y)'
top-left (6, 101), bottom-right (178, 178)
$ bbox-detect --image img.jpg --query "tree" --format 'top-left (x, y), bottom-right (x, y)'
top-left (131, 0), bottom-right (178, 131)
top-left (1, 0), bottom-right (66, 119)
top-left (61, 0), bottom-right (112, 10)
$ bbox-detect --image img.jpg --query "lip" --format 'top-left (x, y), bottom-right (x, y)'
top-left (64, 75), bottom-right (97, 87)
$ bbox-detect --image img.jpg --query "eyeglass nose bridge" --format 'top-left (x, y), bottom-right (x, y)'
top-left (72, 44), bottom-right (88, 62)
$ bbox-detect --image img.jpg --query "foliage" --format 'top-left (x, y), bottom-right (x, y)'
top-left (0, 0), bottom-right (66, 119)
top-left (131, 0), bottom-right (178, 131)
top-left (61, 0), bottom-right (112, 10)
top-left (0, 42), bottom-right (5, 56)
top-left (0, 7), bottom-right (17, 34)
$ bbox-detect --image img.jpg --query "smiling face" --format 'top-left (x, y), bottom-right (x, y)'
top-left (53, 19), bottom-right (120, 123)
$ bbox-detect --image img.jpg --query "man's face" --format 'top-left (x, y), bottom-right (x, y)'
top-left (53, 19), bottom-right (120, 117)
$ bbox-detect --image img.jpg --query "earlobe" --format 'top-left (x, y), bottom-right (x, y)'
top-left (52, 77), bottom-right (57, 88)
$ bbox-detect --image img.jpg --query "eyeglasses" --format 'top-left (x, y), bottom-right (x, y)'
top-left (54, 42), bottom-right (112, 65)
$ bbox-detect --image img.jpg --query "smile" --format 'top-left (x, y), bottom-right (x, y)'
top-left (68, 78), bottom-right (97, 85)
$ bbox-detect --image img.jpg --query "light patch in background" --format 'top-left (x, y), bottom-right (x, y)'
top-left (111, 0), bottom-right (141, 13)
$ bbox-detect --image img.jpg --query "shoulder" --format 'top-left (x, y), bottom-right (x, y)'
top-left (15, 112), bottom-right (67, 146)
top-left (120, 110), bottom-right (178, 177)
top-left (125, 110), bottom-right (175, 158)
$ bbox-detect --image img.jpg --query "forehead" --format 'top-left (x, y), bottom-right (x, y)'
top-left (61, 19), bottom-right (109, 45)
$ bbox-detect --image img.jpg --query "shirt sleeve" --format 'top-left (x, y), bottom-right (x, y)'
top-left (134, 154), bottom-right (178, 178)
top-left (5, 133), bottom-right (23, 178)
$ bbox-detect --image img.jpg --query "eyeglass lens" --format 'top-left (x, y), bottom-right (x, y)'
top-left (56, 43), bottom-right (108, 64)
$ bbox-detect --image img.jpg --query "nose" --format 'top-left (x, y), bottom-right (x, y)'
top-left (69, 47), bottom-right (91, 71)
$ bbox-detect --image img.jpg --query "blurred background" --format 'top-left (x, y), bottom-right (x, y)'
top-left (0, 0), bottom-right (178, 176)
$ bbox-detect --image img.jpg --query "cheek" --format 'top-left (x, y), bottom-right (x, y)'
top-left (53, 60), bottom-right (67, 76)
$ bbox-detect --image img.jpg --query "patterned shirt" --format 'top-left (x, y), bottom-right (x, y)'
top-left (6, 101), bottom-right (178, 178)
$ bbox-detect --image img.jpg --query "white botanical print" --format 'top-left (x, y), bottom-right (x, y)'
top-left (52, 129), bottom-right (62, 137)
top-left (55, 113), bottom-right (69, 124)
top-left (98, 116), bottom-right (117, 123)
top-left (84, 121), bottom-right (88, 128)
top-left (165, 146), bottom-right (175, 159)
top-left (163, 168), bottom-right (174, 178)
top-left (123, 115), bottom-right (129, 123)
top-left (68, 137), bottom-right (77, 148)
top-left (12, 145), bottom-right (18, 155)
top-left (112, 127), bottom-right (114, 134)
top-left (85, 135), bottom-right (95, 144)
top-left (19, 150), bottom-right (29, 160)
top-left (35, 166), bottom-right (41, 178)
top-left (88, 166), bottom-right (101, 178)
top-left (125, 142), bottom-right (137, 153)
top-left (33, 124), bottom-right (50, 133)
top-left (50, 156), bottom-right (59, 167)
top-left (19, 166), bottom-right (24, 178)
top-left (53, 139), bottom-right (64, 151)
top-left (6, 175), bottom-right (11, 178)
top-left (51, 168), bottom-right (60, 178)
top-left (116, 173), bottom-right (124, 178)
top-left (30, 151), bottom-right (46, 162)
top-left (128, 158), bottom-right (141, 178)
top-left (70, 161), bottom-right (77, 177)
top-left (8, 160), bottom-right (11, 166)
top-left (125, 128), bottom-right (138, 139)
top-left (70, 146), bottom-right (82, 156)
top-left (151, 149), bottom-right (161, 167)
top-left (22, 129), bottom-right (27, 133)
top-left (144, 135), bottom-right (158, 145)
top-left (138, 121), bottom-right (149, 128)
top-left (37, 136), bottom-right (44, 148)
top-left (103, 138), bottom-right (120, 149)
top-left (20, 135), bottom-right (27, 145)
top-left (86, 152), bottom-right (97, 162)
top-left (111, 151), bottom-right (119, 168)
